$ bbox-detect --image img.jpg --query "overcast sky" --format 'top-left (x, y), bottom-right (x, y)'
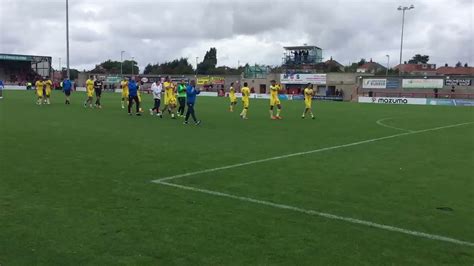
top-left (1, 0), bottom-right (472, 72)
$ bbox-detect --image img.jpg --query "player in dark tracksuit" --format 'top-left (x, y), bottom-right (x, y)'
top-left (183, 80), bottom-right (201, 125)
top-left (94, 78), bottom-right (104, 108)
top-left (128, 78), bottom-right (141, 116)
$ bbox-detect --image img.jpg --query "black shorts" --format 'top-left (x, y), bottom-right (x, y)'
top-left (154, 99), bottom-right (161, 109)
top-left (64, 90), bottom-right (71, 96)
top-left (95, 89), bottom-right (102, 97)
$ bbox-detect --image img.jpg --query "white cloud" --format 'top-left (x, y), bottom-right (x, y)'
top-left (0, 0), bottom-right (472, 72)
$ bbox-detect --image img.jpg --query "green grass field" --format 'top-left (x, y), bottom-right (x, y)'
top-left (1, 90), bottom-right (473, 265)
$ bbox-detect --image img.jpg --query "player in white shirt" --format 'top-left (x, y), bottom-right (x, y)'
top-left (149, 80), bottom-right (163, 117)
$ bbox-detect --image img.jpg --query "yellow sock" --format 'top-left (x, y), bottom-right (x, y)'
top-left (269, 110), bottom-right (273, 117)
top-left (276, 109), bottom-right (281, 116)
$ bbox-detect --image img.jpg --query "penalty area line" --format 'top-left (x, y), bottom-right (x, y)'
top-left (154, 180), bottom-right (474, 247)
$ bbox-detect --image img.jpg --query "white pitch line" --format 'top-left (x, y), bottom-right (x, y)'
top-left (153, 121), bottom-right (474, 183)
top-left (376, 117), bottom-right (414, 133)
top-left (155, 180), bottom-right (474, 247)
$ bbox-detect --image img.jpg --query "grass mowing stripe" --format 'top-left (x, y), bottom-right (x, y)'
top-left (155, 180), bottom-right (474, 247)
top-left (153, 121), bottom-right (474, 183)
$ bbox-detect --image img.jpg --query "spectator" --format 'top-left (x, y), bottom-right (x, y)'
top-left (303, 50), bottom-right (309, 63)
top-left (0, 79), bottom-right (4, 99)
top-left (433, 88), bottom-right (439, 98)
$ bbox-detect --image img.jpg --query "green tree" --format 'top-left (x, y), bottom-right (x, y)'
top-left (328, 65), bottom-right (342, 73)
top-left (61, 68), bottom-right (79, 80)
top-left (144, 64), bottom-right (155, 74)
top-left (197, 48), bottom-right (217, 75)
top-left (408, 54), bottom-right (429, 64)
top-left (207, 66), bottom-right (243, 75)
top-left (270, 66), bottom-right (284, 74)
top-left (344, 61), bottom-right (363, 73)
top-left (91, 60), bottom-right (139, 75)
top-left (385, 68), bottom-right (399, 75)
top-left (357, 58), bottom-right (366, 66)
top-left (120, 60), bottom-right (139, 75)
top-left (143, 58), bottom-right (194, 75)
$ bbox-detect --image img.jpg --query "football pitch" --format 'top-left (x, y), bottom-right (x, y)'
top-left (1, 90), bottom-right (473, 265)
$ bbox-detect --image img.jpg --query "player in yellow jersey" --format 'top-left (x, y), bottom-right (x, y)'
top-left (120, 77), bottom-right (129, 109)
top-left (44, 77), bottom-right (53, 104)
top-left (170, 82), bottom-right (178, 116)
top-left (269, 80), bottom-right (283, 119)
top-left (169, 90), bottom-right (177, 109)
top-left (302, 83), bottom-right (315, 119)
top-left (229, 82), bottom-right (237, 112)
top-left (239, 82), bottom-right (251, 119)
top-left (35, 77), bottom-right (44, 105)
top-left (161, 76), bottom-right (177, 119)
top-left (84, 75), bottom-right (95, 108)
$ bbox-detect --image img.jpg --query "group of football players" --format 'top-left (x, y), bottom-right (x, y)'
top-left (33, 76), bottom-right (316, 120)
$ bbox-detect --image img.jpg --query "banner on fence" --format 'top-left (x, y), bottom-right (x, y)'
top-left (359, 96), bottom-right (426, 105)
top-left (386, 79), bottom-right (400, 89)
top-left (402, 79), bottom-right (444, 89)
top-left (197, 76), bottom-right (225, 86)
top-left (359, 96), bottom-right (474, 106)
top-left (445, 79), bottom-right (472, 86)
top-left (362, 79), bottom-right (387, 89)
top-left (280, 74), bottom-right (326, 85)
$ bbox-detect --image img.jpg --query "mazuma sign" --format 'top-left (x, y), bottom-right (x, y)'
top-left (373, 97), bottom-right (408, 104)
top-left (359, 96), bottom-right (427, 105)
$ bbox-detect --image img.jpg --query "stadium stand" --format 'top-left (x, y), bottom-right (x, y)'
top-left (0, 53), bottom-right (52, 85)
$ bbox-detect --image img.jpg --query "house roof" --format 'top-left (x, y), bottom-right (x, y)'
top-left (284, 45), bottom-right (322, 50)
top-left (395, 64), bottom-right (437, 73)
top-left (436, 66), bottom-right (474, 75)
top-left (325, 58), bottom-right (344, 67)
top-left (358, 61), bottom-right (386, 70)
